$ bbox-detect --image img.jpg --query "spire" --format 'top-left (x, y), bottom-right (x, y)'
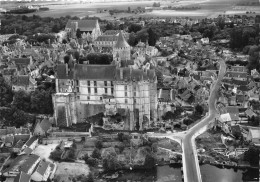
top-left (114, 31), bottom-right (130, 48)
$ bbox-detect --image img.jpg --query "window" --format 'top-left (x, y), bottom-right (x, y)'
top-left (105, 88), bottom-right (107, 94)
top-left (76, 87), bottom-right (79, 92)
top-left (125, 99), bottom-right (128, 104)
top-left (125, 92), bottom-right (127, 97)
top-left (134, 92), bottom-right (136, 97)
top-left (87, 81), bottom-right (90, 86)
top-left (104, 81), bottom-right (107, 86)
top-left (100, 97), bottom-right (103, 101)
top-left (88, 88), bottom-right (91, 93)
top-left (77, 96), bottom-right (80, 99)
top-left (133, 85), bottom-right (136, 91)
top-left (111, 88), bottom-right (114, 94)
top-left (95, 88), bottom-right (97, 93)
top-left (87, 96), bottom-right (90, 100)
top-left (124, 85), bottom-right (127, 91)
top-left (134, 99), bottom-right (136, 104)
top-left (111, 81), bottom-right (113, 86)
top-left (94, 81), bottom-right (97, 86)
top-left (76, 80), bottom-right (79, 86)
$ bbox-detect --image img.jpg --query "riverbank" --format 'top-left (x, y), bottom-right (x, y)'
top-left (97, 163), bottom-right (258, 182)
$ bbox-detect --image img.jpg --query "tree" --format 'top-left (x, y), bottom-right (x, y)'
top-left (0, 76), bottom-right (13, 107)
top-left (85, 173), bottom-right (94, 182)
top-left (128, 32), bottom-right (136, 46)
top-left (30, 88), bottom-right (54, 114)
top-left (103, 154), bottom-right (121, 171)
top-left (76, 28), bottom-right (81, 39)
top-left (162, 111), bottom-right (175, 121)
top-left (50, 150), bottom-right (62, 161)
top-left (143, 154), bottom-right (155, 169)
top-left (147, 28), bottom-right (158, 46)
top-left (12, 90), bottom-right (31, 113)
top-left (194, 104), bottom-right (204, 116)
top-left (91, 148), bottom-right (101, 159)
top-left (95, 140), bottom-right (103, 150)
top-left (183, 118), bottom-right (194, 126)
top-left (83, 153), bottom-right (89, 163)
top-left (128, 24), bottom-right (142, 33)
top-left (64, 55), bottom-right (70, 64)
top-left (243, 146), bottom-right (259, 166)
top-left (85, 157), bottom-right (98, 167)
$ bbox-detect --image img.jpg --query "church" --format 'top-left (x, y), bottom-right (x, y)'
top-left (52, 31), bottom-right (158, 130)
top-left (65, 19), bottom-right (102, 41)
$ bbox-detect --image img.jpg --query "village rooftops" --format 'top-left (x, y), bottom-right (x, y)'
top-left (20, 154), bottom-right (40, 174)
top-left (66, 19), bottom-right (98, 32)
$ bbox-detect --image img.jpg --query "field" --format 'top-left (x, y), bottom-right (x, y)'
top-left (2, 0), bottom-right (260, 19)
top-left (54, 162), bottom-right (90, 182)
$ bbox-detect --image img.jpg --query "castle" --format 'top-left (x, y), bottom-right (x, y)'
top-left (52, 31), bottom-right (158, 130)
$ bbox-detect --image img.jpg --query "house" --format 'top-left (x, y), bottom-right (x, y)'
top-left (33, 118), bottom-right (51, 136)
top-left (2, 154), bottom-right (41, 177)
top-left (247, 128), bottom-right (260, 146)
top-left (14, 171), bottom-right (31, 182)
top-left (245, 108), bottom-right (257, 118)
top-left (12, 75), bottom-right (36, 92)
top-left (21, 136), bottom-right (38, 152)
top-left (251, 69), bottom-right (260, 79)
top-left (31, 160), bottom-right (51, 181)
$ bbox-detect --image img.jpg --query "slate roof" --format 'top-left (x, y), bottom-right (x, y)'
top-left (14, 171), bottom-right (31, 182)
top-left (24, 136), bottom-right (38, 147)
top-left (11, 58), bottom-right (30, 66)
top-left (225, 72), bottom-right (248, 78)
top-left (56, 64), bottom-right (74, 79)
top-left (96, 35), bottom-right (118, 42)
top-left (20, 154), bottom-right (40, 173)
top-left (2, 68), bottom-right (16, 76)
top-left (74, 64), bottom-right (116, 81)
top-left (12, 75), bottom-right (30, 86)
top-left (34, 160), bottom-right (50, 176)
top-left (66, 20), bottom-right (98, 32)
top-left (103, 30), bottom-right (122, 35)
top-left (115, 68), bottom-right (156, 82)
top-left (38, 118), bottom-right (51, 132)
top-left (114, 31), bottom-right (130, 48)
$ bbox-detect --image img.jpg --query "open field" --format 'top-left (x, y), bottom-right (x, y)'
top-left (54, 162), bottom-right (90, 182)
top-left (1, 0), bottom-right (260, 19)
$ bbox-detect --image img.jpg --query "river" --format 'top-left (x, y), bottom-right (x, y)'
top-left (112, 164), bottom-right (259, 182)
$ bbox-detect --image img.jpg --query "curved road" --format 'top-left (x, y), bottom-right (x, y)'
top-left (182, 59), bottom-right (227, 182)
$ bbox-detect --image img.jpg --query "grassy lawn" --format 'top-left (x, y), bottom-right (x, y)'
top-left (54, 162), bottom-right (90, 182)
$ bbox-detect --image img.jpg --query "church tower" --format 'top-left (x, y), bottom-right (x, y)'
top-left (113, 31), bottom-right (131, 67)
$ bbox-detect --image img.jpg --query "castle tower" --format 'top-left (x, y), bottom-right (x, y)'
top-left (113, 31), bottom-right (131, 67)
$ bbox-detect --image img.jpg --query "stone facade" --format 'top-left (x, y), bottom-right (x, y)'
top-left (52, 64), bottom-right (157, 130)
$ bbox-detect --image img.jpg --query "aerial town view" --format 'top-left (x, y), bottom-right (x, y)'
top-left (0, 0), bottom-right (259, 182)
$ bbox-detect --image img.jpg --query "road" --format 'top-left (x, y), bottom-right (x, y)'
top-left (182, 59), bottom-right (226, 182)
top-left (147, 59), bottom-right (226, 182)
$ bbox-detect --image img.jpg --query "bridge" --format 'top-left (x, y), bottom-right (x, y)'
top-left (147, 59), bottom-right (227, 182)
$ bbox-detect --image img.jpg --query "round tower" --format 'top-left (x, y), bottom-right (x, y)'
top-left (113, 31), bottom-right (131, 67)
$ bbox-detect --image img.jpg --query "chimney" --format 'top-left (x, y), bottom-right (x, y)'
top-left (120, 68), bottom-right (123, 80)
